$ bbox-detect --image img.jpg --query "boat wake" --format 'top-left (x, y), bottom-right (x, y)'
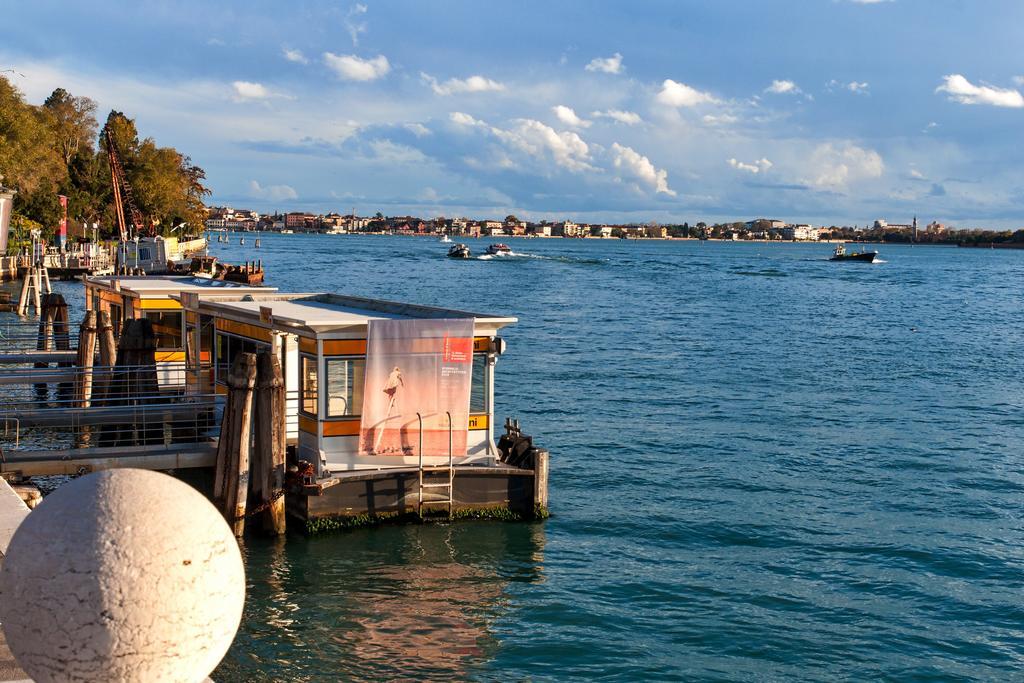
top-left (476, 252), bottom-right (607, 265)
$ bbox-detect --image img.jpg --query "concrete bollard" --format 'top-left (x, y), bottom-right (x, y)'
top-left (0, 469), bottom-right (245, 683)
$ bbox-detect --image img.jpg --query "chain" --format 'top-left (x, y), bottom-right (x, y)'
top-left (235, 489), bottom-right (286, 521)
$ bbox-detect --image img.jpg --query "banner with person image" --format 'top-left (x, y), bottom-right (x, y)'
top-left (359, 318), bottom-right (474, 458)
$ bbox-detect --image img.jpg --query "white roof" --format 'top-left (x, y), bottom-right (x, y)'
top-left (86, 275), bottom-right (274, 297)
top-left (196, 293), bottom-right (516, 332)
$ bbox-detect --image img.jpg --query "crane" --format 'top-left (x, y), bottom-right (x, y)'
top-left (104, 127), bottom-right (149, 241)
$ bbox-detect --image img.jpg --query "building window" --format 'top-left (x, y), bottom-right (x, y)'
top-left (144, 310), bottom-right (183, 350)
top-left (215, 332), bottom-right (269, 385)
top-left (325, 358), bottom-right (365, 417)
top-left (470, 353), bottom-right (487, 413)
top-left (109, 303), bottom-right (123, 338)
top-left (301, 355), bottom-right (318, 416)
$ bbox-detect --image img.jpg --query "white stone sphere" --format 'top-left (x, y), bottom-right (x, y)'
top-left (0, 469), bottom-right (245, 683)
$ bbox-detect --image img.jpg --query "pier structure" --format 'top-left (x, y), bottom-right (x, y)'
top-left (0, 275), bottom-right (549, 535)
top-left (179, 289), bottom-right (548, 530)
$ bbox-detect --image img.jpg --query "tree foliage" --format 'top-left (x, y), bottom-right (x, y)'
top-left (0, 76), bottom-right (209, 248)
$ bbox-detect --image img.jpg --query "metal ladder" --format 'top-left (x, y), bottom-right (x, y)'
top-left (417, 411), bottom-right (454, 519)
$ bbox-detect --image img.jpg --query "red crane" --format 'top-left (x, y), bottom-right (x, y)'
top-left (104, 128), bottom-right (150, 240)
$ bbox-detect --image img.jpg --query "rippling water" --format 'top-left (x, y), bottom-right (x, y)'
top-left (35, 234), bottom-right (1024, 680)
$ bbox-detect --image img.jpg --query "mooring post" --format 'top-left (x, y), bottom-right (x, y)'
top-left (533, 448), bottom-right (549, 514)
top-left (254, 350), bottom-right (287, 535)
top-left (76, 310), bottom-right (98, 408)
top-left (33, 293), bottom-right (56, 397)
top-left (16, 263), bottom-right (33, 316)
top-left (215, 353), bottom-right (257, 536)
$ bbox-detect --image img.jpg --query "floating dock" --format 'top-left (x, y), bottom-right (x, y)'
top-left (0, 276), bottom-right (550, 535)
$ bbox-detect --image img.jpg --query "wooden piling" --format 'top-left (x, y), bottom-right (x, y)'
top-left (33, 294), bottom-right (56, 396)
top-left (254, 350), bottom-right (286, 535)
top-left (97, 310), bottom-right (116, 366)
top-left (533, 448), bottom-right (549, 513)
top-left (76, 310), bottom-right (98, 408)
top-left (213, 353), bottom-right (257, 536)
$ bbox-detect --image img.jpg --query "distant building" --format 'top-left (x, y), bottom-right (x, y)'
top-left (534, 224), bottom-right (552, 237)
top-left (782, 224), bottom-right (820, 241)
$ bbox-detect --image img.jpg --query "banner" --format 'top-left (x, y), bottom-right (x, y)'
top-left (359, 318), bottom-right (474, 458)
top-left (0, 189), bottom-right (13, 255)
top-left (57, 195), bottom-right (68, 249)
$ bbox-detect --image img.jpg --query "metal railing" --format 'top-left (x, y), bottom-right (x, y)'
top-left (0, 363), bottom-right (221, 454)
top-left (417, 411), bottom-right (455, 518)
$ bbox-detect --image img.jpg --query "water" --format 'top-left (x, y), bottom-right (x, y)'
top-left (24, 235), bottom-right (1024, 680)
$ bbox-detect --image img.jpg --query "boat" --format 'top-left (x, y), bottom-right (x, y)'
top-left (448, 244), bottom-right (472, 259)
top-left (485, 243), bottom-right (512, 256)
top-left (830, 243), bottom-right (877, 262)
top-left (440, 235), bottom-right (452, 243)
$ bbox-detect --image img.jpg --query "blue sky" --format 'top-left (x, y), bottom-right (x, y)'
top-left (4, 0), bottom-right (1024, 227)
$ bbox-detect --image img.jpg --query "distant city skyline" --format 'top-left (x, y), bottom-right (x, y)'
top-left (4, 1), bottom-right (1024, 227)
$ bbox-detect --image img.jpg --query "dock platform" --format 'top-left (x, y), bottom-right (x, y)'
top-left (293, 461), bottom-right (547, 533)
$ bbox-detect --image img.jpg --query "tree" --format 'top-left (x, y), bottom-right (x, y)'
top-left (43, 88), bottom-right (98, 167)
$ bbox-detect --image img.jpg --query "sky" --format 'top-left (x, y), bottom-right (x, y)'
top-left (3, 0), bottom-right (1024, 227)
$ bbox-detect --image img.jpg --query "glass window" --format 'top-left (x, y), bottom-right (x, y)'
top-left (109, 303), bottom-right (123, 338)
top-left (215, 332), bottom-right (269, 384)
top-left (326, 358), bottom-right (365, 417)
top-left (470, 353), bottom-right (487, 413)
top-left (301, 355), bottom-right (318, 416)
top-left (144, 310), bottom-right (183, 349)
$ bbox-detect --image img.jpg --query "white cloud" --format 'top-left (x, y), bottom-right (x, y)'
top-left (923, 121), bottom-right (939, 133)
top-left (804, 142), bottom-right (884, 189)
top-left (421, 73), bottom-right (505, 96)
top-left (282, 48), bottom-right (309, 65)
top-left (346, 3), bottom-right (368, 46)
top-left (849, 0), bottom-right (893, 4)
top-left (611, 143), bottom-right (675, 195)
top-left (585, 53), bottom-right (624, 74)
top-left (910, 169), bottom-right (925, 179)
top-left (656, 79), bottom-right (719, 107)
top-left (847, 81), bottom-right (869, 94)
top-left (592, 109), bottom-right (642, 125)
top-left (450, 111), bottom-right (485, 127)
top-left (403, 122), bottom-right (432, 137)
top-left (765, 79), bottom-right (801, 95)
top-left (553, 105), bottom-right (591, 128)
top-left (727, 157), bottom-right (773, 174)
top-left (936, 74), bottom-right (1024, 108)
top-left (248, 180), bottom-right (297, 201)
top-left (703, 113), bottom-right (738, 125)
top-left (491, 119), bottom-right (595, 172)
top-left (323, 53), bottom-right (390, 81)
top-left (231, 81), bottom-right (270, 100)
top-left (1015, 76), bottom-right (1024, 86)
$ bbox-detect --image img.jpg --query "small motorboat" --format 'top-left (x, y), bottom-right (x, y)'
top-left (486, 243), bottom-right (512, 256)
top-left (830, 243), bottom-right (877, 262)
top-left (440, 235), bottom-right (452, 243)
top-left (448, 243), bottom-right (472, 259)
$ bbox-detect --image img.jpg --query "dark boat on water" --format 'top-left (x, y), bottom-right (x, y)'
top-left (486, 243), bottom-right (512, 255)
top-left (830, 244), bottom-right (877, 262)
top-left (448, 243), bottom-right (472, 259)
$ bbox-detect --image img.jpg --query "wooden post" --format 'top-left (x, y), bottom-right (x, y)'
top-left (50, 293), bottom-right (73, 399)
top-left (532, 448), bottom-right (549, 514)
top-left (97, 309), bottom-right (116, 367)
top-left (214, 353), bottom-right (257, 536)
top-left (76, 310), bottom-right (98, 408)
top-left (254, 350), bottom-right (286, 535)
top-left (17, 264), bottom-right (32, 316)
top-left (34, 293), bottom-right (55, 396)
top-left (31, 265), bottom-right (42, 314)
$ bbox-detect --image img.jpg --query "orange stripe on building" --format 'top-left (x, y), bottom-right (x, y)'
top-left (299, 415), bottom-right (318, 434)
top-left (322, 420), bottom-right (361, 437)
top-left (215, 319), bottom-right (272, 343)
